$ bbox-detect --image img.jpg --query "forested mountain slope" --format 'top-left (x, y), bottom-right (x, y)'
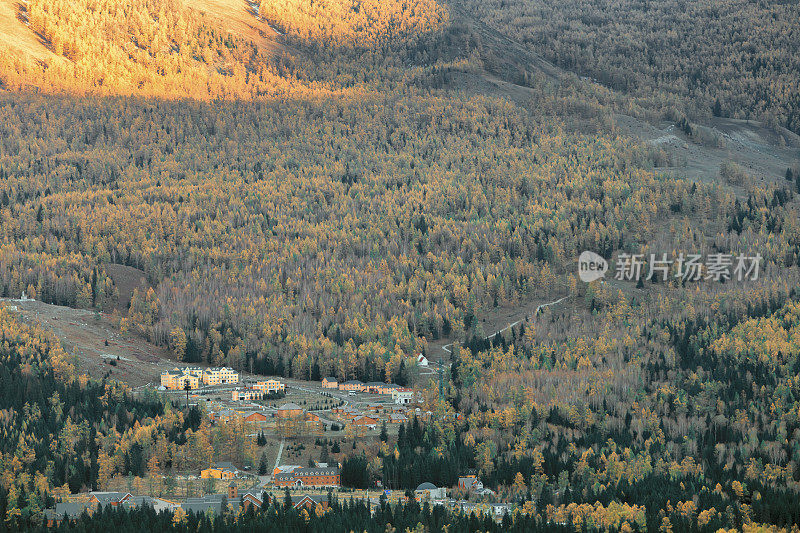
top-left (1, 0), bottom-right (800, 531)
top-left (0, 0), bottom-right (457, 98)
top-left (456, 0), bottom-right (800, 134)
top-left (0, 93), bottom-right (675, 381)
top-left (0, 308), bottom-right (208, 529)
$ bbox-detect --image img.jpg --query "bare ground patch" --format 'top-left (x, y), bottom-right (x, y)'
top-left (104, 263), bottom-right (150, 314)
top-left (614, 114), bottom-right (800, 185)
top-left (1, 298), bottom-right (173, 387)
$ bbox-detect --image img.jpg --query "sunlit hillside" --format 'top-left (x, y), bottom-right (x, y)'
top-left (0, 0), bottom-right (56, 61)
top-left (0, 0), bottom-right (450, 97)
top-left (0, 0), bottom-right (313, 97)
top-left (259, 0), bottom-right (448, 48)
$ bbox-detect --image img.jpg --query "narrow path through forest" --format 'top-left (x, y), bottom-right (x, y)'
top-left (441, 294), bottom-right (572, 358)
top-left (273, 438), bottom-right (285, 473)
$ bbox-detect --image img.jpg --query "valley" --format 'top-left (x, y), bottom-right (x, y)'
top-left (0, 0), bottom-right (799, 530)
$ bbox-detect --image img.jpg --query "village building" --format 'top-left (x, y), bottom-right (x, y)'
top-left (458, 475), bottom-right (484, 492)
top-left (391, 387), bottom-right (414, 404)
top-left (272, 465), bottom-right (301, 476)
top-left (242, 411), bottom-right (269, 423)
top-left (365, 402), bottom-right (385, 413)
top-left (351, 415), bottom-right (378, 428)
top-left (254, 379), bottom-right (285, 394)
top-left (341, 409), bottom-right (362, 420)
top-left (179, 374), bottom-right (200, 389)
top-left (489, 503), bottom-right (513, 517)
top-left (292, 494), bottom-right (330, 512)
top-left (321, 377), bottom-right (338, 389)
top-left (44, 502), bottom-right (96, 527)
top-left (181, 495), bottom-right (227, 515)
top-left (415, 482), bottom-right (446, 500)
top-left (273, 466), bottom-right (341, 487)
top-left (88, 492), bottom-right (133, 506)
top-left (388, 413), bottom-right (409, 424)
top-left (210, 409), bottom-right (237, 423)
top-left (160, 370), bottom-right (200, 390)
top-left (201, 367), bottom-right (239, 385)
top-left (160, 369), bottom-right (182, 389)
top-left (180, 482), bottom-right (264, 516)
top-left (120, 496), bottom-right (177, 513)
top-left (364, 381), bottom-right (385, 394)
top-left (200, 462), bottom-right (238, 480)
top-left (232, 388), bottom-right (262, 401)
top-left (378, 383), bottom-right (400, 395)
top-left (160, 366), bottom-right (239, 390)
top-left (338, 380), bottom-right (364, 392)
top-left (182, 367), bottom-right (204, 376)
top-left (241, 489), bottom-right (265, 512)
top-left (275, 402), bottom-right (303, 418)
top-left (43, 492), bottom-right (161, 527)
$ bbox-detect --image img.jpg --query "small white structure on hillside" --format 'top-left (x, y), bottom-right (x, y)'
top-left (15, 291), bottom-right (33, 302)
top-left (416, 354), bottom-right (429, 366)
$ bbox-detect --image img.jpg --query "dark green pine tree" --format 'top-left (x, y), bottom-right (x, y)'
top-left (283, 487), bottom-right (292, 510)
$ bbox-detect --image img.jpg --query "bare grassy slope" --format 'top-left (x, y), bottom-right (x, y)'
top-left (0, 0), bottom-right (54, 61)
top-left (185, 0), bottom-right (282, 51)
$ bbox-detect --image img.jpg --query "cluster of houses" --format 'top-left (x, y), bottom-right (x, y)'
top-left (209, 398), bottom-right (424, 433)
top-left (43, 492), bottom-right (177, 527)
top-left (181, 484), bottom-right (332, 516)
top-left (412, 475), bottom-right (493, 501)
top-left (43, 484), bottom-right (334, 527)
top-left (331, 402), bottom-right (411, 429)
top-left (331, 398), bottom-right (466, 430)
top-left (322, 377), bottom-right (415, 404)
top-left (180, 482), bottom-right (269, 515)
top-left (200, 461), bottom-right (341, 488)
top-left (206, 402), bottom-right (322, 430)
top-left (42, 472), bottom-right (510, 527)
top-left (208, 408), bottom-right (264, 424)
top-left (231, 379), bottom-right (285, 401)
top-left (160, 367), bottom-right (240, 390)
top-left (411, 476), bottom-right (508, 517)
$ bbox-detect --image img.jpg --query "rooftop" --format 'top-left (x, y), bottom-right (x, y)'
top-left (292, 494), bottom-right (329, 506)
top-left (45, 502), bottom-right (94, 519)
top-left (90, 491), bottom-right (130, 504)
top-left (205, 461), bottom-right (237, 472)
top-left (275, 466), bottom-right (340, 478)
